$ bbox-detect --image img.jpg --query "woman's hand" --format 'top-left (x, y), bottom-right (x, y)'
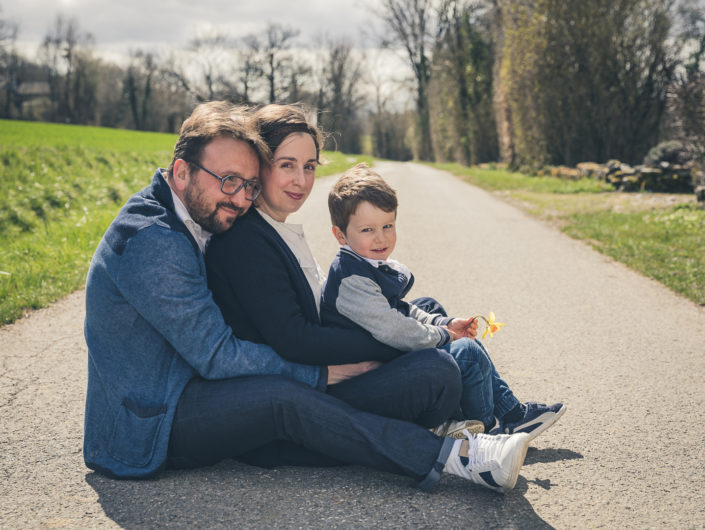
top-left (327, 361), bottom-right (382, 385)
top-left (446, 317), bottom-right (478, 340)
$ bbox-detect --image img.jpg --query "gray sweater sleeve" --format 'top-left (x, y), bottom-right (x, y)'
top-left (408, 303), bottom-right (452, 326)
top-left (335, 274), bottom-right (451, 351)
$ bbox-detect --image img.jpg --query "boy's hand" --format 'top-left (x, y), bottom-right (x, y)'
top-left (446, 317), bottom-right (479, 340)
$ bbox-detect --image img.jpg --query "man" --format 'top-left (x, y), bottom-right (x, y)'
top-left (83, 101), bottom-right (530, 493)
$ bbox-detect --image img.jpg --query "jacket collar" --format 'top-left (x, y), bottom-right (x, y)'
top-left (151, 169), bottom-right (176, 212)
top-left (150, 169), bottom-right (201, 255)
top-left (339, 245), bottom-right (412, 279)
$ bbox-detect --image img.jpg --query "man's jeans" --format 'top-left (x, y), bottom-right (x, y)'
top-left (167, 348), bottom-right (461, 484)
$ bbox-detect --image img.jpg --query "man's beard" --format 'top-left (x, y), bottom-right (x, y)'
top-left (184, 182), bottom-right (245, 234)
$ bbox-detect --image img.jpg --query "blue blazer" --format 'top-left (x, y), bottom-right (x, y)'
top-left (206, 208), bottom-right (402, 365)
top-left (83, 171), bottom-right (322, 478)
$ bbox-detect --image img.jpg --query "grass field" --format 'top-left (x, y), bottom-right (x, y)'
top-left (0, 119), bottom-right (371, 325)
top-left (434, 163), bottom-right (705, 306)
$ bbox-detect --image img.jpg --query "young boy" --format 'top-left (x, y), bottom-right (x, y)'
top-left (321, 163), bottom-right (566, 439)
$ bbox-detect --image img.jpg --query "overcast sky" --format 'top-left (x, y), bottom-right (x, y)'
top-left (3, 0), bottom-right (378, 56)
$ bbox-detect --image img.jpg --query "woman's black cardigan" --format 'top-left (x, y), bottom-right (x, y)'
top-left (205, 208), bottom-right (402, 366)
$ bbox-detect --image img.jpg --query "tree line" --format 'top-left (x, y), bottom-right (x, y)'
top-left (1, 1), bottom-right (704, 171)
top-left (0, 10), bottom-right (368, 153)
top-left (378, 0), bottom-right (704, 171)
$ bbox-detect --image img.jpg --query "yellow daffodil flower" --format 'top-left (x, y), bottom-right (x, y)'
top-left (471, 311), bottom-right (506, 339)
top-left (483, 311), bottom-right (506, 338)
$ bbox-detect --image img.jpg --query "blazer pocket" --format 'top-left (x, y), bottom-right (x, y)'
top-left (108, 397), bottom-right (166, 467)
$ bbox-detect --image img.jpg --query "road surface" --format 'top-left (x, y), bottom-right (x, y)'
top-left (2, 161), bottom-right (704, 528)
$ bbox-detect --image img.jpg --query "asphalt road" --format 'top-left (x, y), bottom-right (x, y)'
top-left (2, 161), bottom-right (704, 528)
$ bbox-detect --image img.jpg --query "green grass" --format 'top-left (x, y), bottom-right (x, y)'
top-left (432, 162), bottom-right (613, 193)
top-left (318, 151), bottom-right (374, 177)
top-left (564, 205), bottom-right (705, 305)
top-left (434, 163), bottom-right (705, 305)
top-left (0, 119), bottom-right (372, 325)
top-left (0, 119), bottom-right (178, 151)
top-left (0, 143), bottom-right (170, 324)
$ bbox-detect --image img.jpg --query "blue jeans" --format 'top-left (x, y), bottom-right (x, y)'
top-left (167, 348), bottom-right (460, 485)
top-left (442, 338), bottom-right (520, 425)
top-left (412, 297), bottom-right (520, 425)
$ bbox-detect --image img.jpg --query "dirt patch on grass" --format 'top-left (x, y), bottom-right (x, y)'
top-left (607, 192), bottom-right (696, 212)
top-left (495, 190), bottom-right (696, 225)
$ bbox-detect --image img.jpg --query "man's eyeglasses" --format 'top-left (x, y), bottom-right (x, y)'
top-left (186, 160), bottom-right (262, 201)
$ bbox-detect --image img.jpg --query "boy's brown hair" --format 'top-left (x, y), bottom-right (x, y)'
top-left (328, 163), bottom-right (398, 233)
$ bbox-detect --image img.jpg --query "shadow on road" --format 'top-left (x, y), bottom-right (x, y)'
top-left (86, 461), bottom-right (554, 528)
top-left (524, 447), bottom-right (583, 466)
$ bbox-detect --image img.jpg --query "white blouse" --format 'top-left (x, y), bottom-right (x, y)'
top-left (257, 208), bottom-right (326, 314)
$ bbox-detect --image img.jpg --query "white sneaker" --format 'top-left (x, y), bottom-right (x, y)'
top-left (444, 431), bottom-right (530, 493)
top-left (432, 419), bottom-right (485, 438)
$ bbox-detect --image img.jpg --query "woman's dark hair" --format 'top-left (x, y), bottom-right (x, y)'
top-left (253, 104), bottom-right (324, 162)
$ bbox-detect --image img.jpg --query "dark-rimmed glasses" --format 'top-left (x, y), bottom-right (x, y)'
top-left (186, 160), bottom-right (262, 201)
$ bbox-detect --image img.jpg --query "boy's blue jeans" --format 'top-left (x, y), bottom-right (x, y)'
top-left (412, 297), bottom-right (520, 426)
top-left (442, 338), bottom-right (520, 425)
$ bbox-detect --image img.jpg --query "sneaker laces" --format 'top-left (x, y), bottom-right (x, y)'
top-left (461, 430), bottom-right (501, 472)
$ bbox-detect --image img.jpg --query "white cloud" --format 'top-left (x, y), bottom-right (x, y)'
top-left (2, 0), bottom-right (378, 52)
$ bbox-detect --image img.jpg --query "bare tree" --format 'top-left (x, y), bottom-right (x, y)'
top-left (0, 5), bottom-right (17, 64)
top-left (92, 60), bottom-right (128, 128)
top-left (124, 50), bottom-right (156, 130)
top-left (262, 22), bottom-right (299, 103)
top-left (677, 0), bottom-right (705, 75)
top-left (38, 15), bottom-right (95, 123)
top-left (239, 34), bottom-right (263, 103)
top-left (666, 0), bottom-right (705, 173)
top-left (162, 32), bottom-right (240, 103)
top-left (0, 6), bottom-right (20, 118)
top-left (373, 0), bottom-right (451, 160)
top-left (161, 53), bottom-right (203, 103)
top-left (365, 49), bottom-right (414, 160)
top-left (429, 0), bottom-right (497, 164)
top-left (315, 40), bottom-right (366, 152)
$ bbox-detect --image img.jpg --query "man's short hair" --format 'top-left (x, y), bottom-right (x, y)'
top-left (328, 163), bottom-right (398, 233)
top-left (166, 101), bottom-right (270, 179)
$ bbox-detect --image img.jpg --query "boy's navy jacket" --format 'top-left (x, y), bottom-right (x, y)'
top-left (321, 248), bottom-right (453, 351)
top-left (83, 170), bottom-right (323, 479)
top-left (205, 208), bottom-right (402, 365)
top-left (321, 247), bottom-right (416, 329)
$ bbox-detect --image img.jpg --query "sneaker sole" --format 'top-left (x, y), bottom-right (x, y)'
top-left (522, 404), bottom-right (567, 442)
top-left (446, 420), bottom-right (485, 439)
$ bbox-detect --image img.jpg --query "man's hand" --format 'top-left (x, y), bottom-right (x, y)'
top-left (327, 361), bottom-right (382, 385)
top-left (445, 317), bottom-right (478, 341)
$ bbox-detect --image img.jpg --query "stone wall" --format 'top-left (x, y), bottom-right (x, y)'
top-left (544, 160), bottom-right (696, 193)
